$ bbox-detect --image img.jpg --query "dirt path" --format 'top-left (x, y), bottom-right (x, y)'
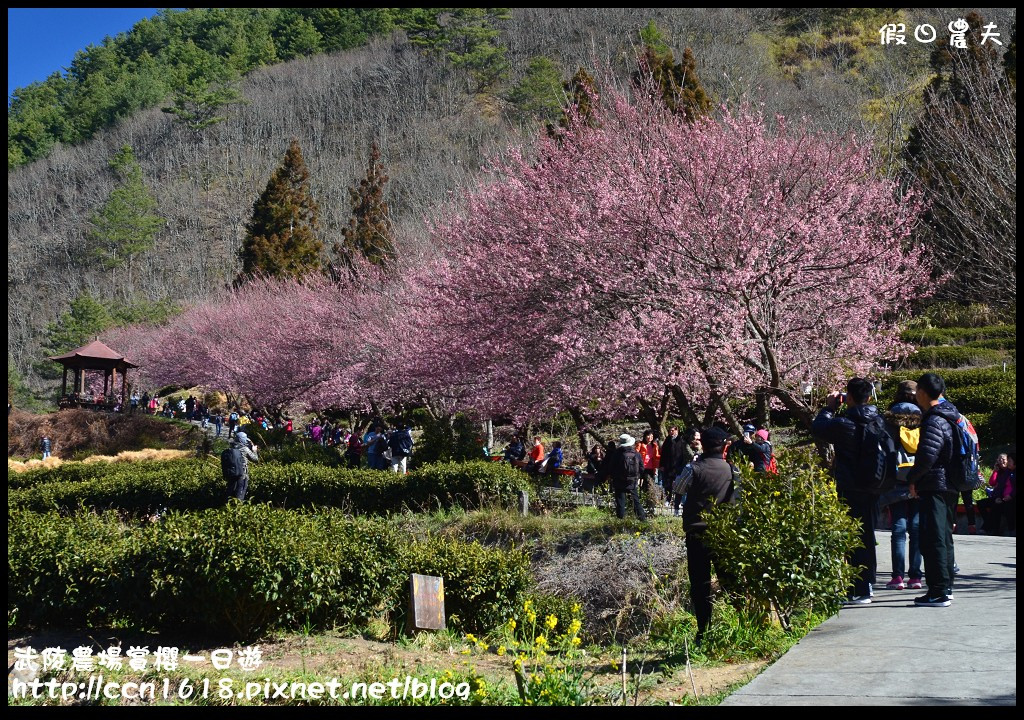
top-left (9, 629), bottom-right (764, 705)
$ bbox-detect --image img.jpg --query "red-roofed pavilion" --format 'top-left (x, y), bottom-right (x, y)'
top-left (49, 340), bottom-right (138, 410)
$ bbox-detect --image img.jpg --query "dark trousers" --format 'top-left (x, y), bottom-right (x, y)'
top-left (959, 490), bottom-right (975, 526)
top-left (919, 491), bottom-right (956, 597)
top-left (614, 483), bottom-right (646, 520)
top-left (839, 486), bottom-right (876, 597)
top-left (227, 475), bottom-right (248, 502)
top-left (686, 532), bottom-right (730, 638)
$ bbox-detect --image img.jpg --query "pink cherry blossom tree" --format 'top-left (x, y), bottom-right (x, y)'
top-left (411, 77), bottom-right (929, 435)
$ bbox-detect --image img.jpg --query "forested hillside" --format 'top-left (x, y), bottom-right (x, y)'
top-left (7, 7), bottom-right (1016, 402)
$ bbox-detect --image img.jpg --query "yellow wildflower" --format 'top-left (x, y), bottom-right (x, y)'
top-left (465, 633), bottom-right (477, 644)
top-left (568, 619), bottom-right (582, 636)
top-left (545, 614), bottom-right (558, 630)
top-left (524, 599), bottom-right (533, 612)
top-left (497, 645), bottom-right (506, 656)
top-left (572, 602), bottom-right (581, 614)
top-left (526, 610), bottom-right (537, 624)
top-left (571, 637), bottom-right (582, 646)
top-left (535, 635), bottom-right (548, 648)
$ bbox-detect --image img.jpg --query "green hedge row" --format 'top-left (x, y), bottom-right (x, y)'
top-left (900, 324), bottom-right (1015, 347)
top-left (883, 367), bottom-right (1014, 390)
top-left (880, 372), bottom-right (1015, 448)
top-left (8, 505), bottom-right (531, 640)
top-left (903, 346), bottom-right (1007, 369)
top-left (8, 460), bottom-right (531, 515)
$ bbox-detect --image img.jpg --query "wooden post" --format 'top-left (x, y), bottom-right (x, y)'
top-left (111, 367), bottom-right (117, 403)
top-left (103, 370), bottom-right (110, 397)
top-left (121, 368), bottom-right (128, 409)
top-left (61, 367), bottom-right (68, 399)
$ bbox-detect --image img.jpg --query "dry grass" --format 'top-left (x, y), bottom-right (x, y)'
top-left (7, 448), bottom-right (191, 473)
top-left (8, 408), bottom-right (203, 461)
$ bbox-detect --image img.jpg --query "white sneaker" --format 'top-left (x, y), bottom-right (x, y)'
top-left (845, 595), bottom-right (872, 605)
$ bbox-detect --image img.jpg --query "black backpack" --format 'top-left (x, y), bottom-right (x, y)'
top-left (854, 414), bottom-right (899, 494)
top-left (618, 448), bottom-right (643, 482)
top-left (390, 431), bottom-right (413, 456)
top-left (221, 447), bottom-right (245, 493)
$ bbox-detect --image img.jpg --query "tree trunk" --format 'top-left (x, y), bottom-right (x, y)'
top-left (755, 387), bottom-right (769, 428)
top-left (637, 386), bottom-right (671, 438)
top-left (484, 418), bottom-right (494, 454)
top-left (668, 384), bottom-right (700, 429)
top-left (703, 396), bottom-right (718, 427)
top-left (714, 394), bottom-right (744, 436)
top-left (568, 406), bottom-right (594, 457)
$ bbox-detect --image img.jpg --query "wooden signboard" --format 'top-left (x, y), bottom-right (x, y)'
top-left (408, 573), bottom-right (446, 631)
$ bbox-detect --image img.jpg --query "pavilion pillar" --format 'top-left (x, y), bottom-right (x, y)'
top-left (111, 367), bottom-right (117, 401)
top-left (62, 368), bottom-right (68, 398)
top-left (121, 368), bottom-right (128, 410)
top-left (103, 370), bottom-right (110, 397)
top-left (77, 369), bottom-right (85, 394)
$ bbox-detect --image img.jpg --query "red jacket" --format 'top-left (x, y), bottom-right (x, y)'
top-left (641, 442), bottom-right (660, 470)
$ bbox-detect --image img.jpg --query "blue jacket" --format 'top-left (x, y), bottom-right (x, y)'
top-left (547, 447), bottom-right (563, 469)
top-left (907, 400), bottom-right (960, 495)
top-left (811, 404), bottom-right (881, 491)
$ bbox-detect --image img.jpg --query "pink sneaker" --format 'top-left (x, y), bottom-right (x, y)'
top-left (907, 578), bottom-right (923, 590)
top-left (886, 577), bottom-right (905, 590)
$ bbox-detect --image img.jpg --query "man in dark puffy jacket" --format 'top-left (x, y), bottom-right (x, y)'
top-left (609, 434), bottom-right (646, 521)
top-left (660, 426), bottom-right (686, 498)
top-left (811, 377), bottom-right (880, 604)
top-left (682, 426), bottom-right (737, 646)
top-left (907, 372), bottom-right (960, 607)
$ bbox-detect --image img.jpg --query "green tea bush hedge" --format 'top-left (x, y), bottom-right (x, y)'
top-left (9, 460), bottom-right (531, 516)
top-left (702, 451), bottom-right (861, 631)
top-left (900, 324), bottom-right (1015, 346)
top-left (904, 346), bottom-right (1005, 369)
top-left (8, 505), bottom-right (531, 640)
top-left (7, 508), bottom-right (137, 628)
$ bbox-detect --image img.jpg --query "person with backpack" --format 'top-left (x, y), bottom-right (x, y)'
top-left (228, 409), bottom-right (240, 438)
top-left (812, 377), bottom-right (889, 605)
top-left (222, 431), bottom-right (258, 502)
top-left (40, 435), bottom-right (52, 460)
top-left (683, 426), bottom-right (739, 647)
top-left (907, 373), bottom-right (966, 607)
top-left (389, 423), bottom-right (414, 474)
top-left (878, 380), bottom-right (924, 591)
top-left (609, 434), bottom-right (647, 521)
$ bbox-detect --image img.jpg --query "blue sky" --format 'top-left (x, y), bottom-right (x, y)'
top-left (8, 8), bottom-right (160, 100)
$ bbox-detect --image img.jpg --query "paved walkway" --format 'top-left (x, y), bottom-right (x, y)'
top-left (723, 531), bottom-right (1016, 706)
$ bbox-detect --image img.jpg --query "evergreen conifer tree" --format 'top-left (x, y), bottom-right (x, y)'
top-left (335, 142), bottom-right (396, 273)
top-left (238, 139), bottom-right (324, 283)
top-left (633, 23), bottom-right (711, 122)
top-left (87, 145), bottom-right (163, 293)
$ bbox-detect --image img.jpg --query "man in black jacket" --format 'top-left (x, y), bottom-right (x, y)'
top-left (907, 372), bottom-right (960, 607)
top-left (811, 377), bottom-right (880, 604)
top-left (610, 434), bottom-right (646, 520)
top-left (660, 426), bottom-right (686, 499)
top-left (683, 426), bottom-right (737, 646)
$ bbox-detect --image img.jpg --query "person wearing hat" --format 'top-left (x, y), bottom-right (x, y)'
top-left (223, 430), bottom-right (259, 502)
top-left (734, 424), bottom-right (774, 473)
top-left (682, 426), bottom-right (738, 646)
top-left (609, 434), bottom-right (647, 520)
top-left (878, 379), bottom-right (924, 591)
